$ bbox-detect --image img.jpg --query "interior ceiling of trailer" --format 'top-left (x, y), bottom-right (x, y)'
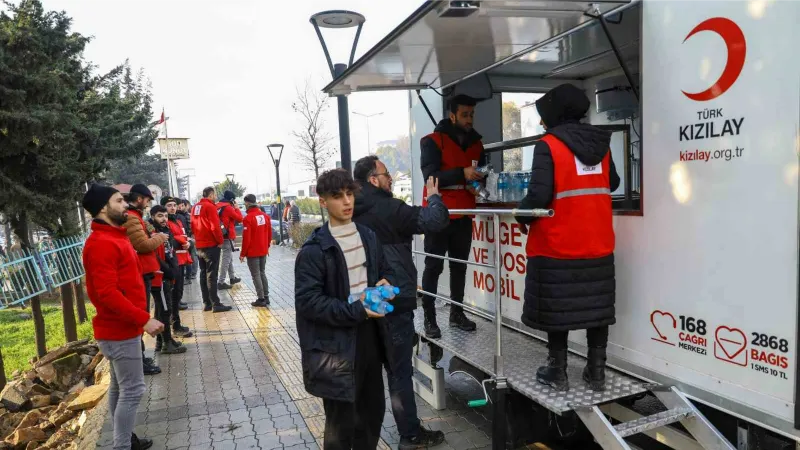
top-left (323, 1), bottom-right (640, 95)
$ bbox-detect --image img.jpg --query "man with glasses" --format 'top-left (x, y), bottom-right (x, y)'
top-left (353, 155), bottom-right (449, 449)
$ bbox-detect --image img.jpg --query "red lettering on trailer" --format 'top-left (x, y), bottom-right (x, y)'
top-left (751, 349), bottom-right (789, 369)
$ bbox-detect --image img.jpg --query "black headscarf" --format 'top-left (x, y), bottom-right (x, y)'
top-left (535, 83), bottom-right (591, 129)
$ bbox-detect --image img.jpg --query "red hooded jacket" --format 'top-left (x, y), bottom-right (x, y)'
top-left (191, 198), bottom-right (224, 249)
top-left (217, 201), bottom-right (243, 240)
top-left (83, 220), bottom-right (151, 341)
top-left (241, 206), bottom-right (271, 258)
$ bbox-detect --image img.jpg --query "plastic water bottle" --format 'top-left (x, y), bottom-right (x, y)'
top-left (470, 166), bottom-right (492, 201)
top-left (348, 286), bottom-right (398, 314)
top-left (510, 173), bottom-right (522, 202)
top-left (498, 173), bottom-right (508, 203)
top-left (521, 172), bottom-right (530, 199)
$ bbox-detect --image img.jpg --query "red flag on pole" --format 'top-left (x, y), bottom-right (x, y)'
top-left (157, 109), bottom-right (165, 125)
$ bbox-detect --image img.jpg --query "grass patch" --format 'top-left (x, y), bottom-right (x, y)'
top-left (0, 303), bottom-right (96, 379)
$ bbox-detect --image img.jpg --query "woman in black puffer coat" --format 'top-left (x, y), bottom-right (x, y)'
top-left (516, 83), bottom-right (620, 392)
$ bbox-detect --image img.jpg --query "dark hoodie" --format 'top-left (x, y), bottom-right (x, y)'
top-left (517, 84), bottom-right (620, 223)
top-left (420, 119), bottom-right (487, 188)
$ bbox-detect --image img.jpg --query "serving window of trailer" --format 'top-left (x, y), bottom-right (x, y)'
top-left (497, 91), bottom-right (641, 214)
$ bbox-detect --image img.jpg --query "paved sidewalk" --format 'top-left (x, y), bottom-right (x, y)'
top-left (96, 246), bottom-right (496, 450)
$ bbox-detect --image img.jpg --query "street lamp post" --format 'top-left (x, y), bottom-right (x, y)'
top-left (267, 144), bottom-right (285, 245)
top-left (353, 111), bottom-right (383, 155)
top-left (310, 10), bottom-right (365, 173)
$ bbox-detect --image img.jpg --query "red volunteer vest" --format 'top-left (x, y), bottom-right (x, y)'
top-left (422, 131), bottom-right (483, 218)
top-left (526, 134), bottom-right (615, 259)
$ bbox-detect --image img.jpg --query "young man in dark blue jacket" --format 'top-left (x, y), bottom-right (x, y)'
top-left (295, 169), bottom-right (395, 450)
top-left (353, 155), bottom-right (449, 449)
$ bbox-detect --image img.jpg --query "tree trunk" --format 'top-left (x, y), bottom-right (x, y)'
top-left (0, 347), bottom-right (6, 391)
top-left (60, 283), bottom-right (78, 343)
top-left (30, 295), bottom-right (47, 358)
top-left (74, 279), bottom-right (87, 323)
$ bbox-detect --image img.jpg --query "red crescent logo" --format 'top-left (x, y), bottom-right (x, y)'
top-left (682, 17), bottom-right (747, 101)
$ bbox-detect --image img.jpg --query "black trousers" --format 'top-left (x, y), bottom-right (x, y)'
top-left (547, 326), bottom-right (609, 351)
top-left (384, 311), bottom-right (420, 438)
top-left (196, 246), bottom-right (221, 307)
top-left (421, 217), bottom-right (473, 313)
top-left (322, 356), bottom-right (385, 449)
top-left (152, 284), bottom-right (174, 345)
top-left (171, 271), bottom-right (185, 328)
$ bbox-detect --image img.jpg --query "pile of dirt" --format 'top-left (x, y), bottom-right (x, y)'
top-left (0, 339), bottom-right (110, 450)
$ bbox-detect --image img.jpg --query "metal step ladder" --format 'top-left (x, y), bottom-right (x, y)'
top-left (575, 386), bottom-right (735, 450)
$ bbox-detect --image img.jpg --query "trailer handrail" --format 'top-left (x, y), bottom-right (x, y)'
top-left (447, 208), bottom-right (553, 217)
top-left (415, 208), bottom-right (554, 380)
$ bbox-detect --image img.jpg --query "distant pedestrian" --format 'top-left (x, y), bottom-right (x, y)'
top-left (191, 187), bottom-right (232, 313)
top-left (282, 200), bottom-right (291, 222)
top-left (240, 194), bottom-right (271, 307)
top-left (162, 197), bottom-right (193, 338)
top-left (148, 205), bottom-right (187, 355)
top-left (289, 200), bottom-right (301, 225)
top-left (176, 199), bottom-right (196, 283)
top-left (82, 184), bottom-right (163, 450)
top-left (217, 191), bottom-right (243, 290)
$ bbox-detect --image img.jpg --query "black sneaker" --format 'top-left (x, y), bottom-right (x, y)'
top-left (218, 282), bottom-right (232, 290)
top-left (178, 301), bottom-right (189, 310)
top-left (423, 311), bottom-right (441, 339)
top-left (251, 299), bottom-right (268, 307)
top-left (398, 427), bottom-right (445, 450)
top-left (143, 357), bottom-right (156, 366)
top-left (132, 433), bottom-right (153, 450)
top-left (143, 361), bottom-right (161, 376)
top-left (154, 338), bottom-right (162, 352)
top-left (449, 309), bottom-right (477, 332)
top-left (184, 277), bottom-right (192, 285)
top-left (230, 277), bottom-right (241, 284)
top-left (213, 304), bottom-right (233, 313)
top-left (203, 304), bottom-right (213, 312)
top-left (161, 340), bottom-right (187, 354)
top-left (173, 325), bottom-right (193, 336)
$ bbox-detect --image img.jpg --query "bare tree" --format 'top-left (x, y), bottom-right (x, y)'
top-left (292, 80), bottom-right (334, 181)
top-left (292, 80), bottom-right (333, 220)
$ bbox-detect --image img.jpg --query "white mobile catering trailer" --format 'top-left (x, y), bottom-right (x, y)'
top-left (322, 1), bottom-right (800, 448)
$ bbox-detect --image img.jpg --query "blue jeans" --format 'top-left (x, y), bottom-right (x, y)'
top-left (384, 309), bottom-right (421, 438)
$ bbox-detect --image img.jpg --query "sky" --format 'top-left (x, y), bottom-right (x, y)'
top-left (40, 0), bottom-right (423, 199)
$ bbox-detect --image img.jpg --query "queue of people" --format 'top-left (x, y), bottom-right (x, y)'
top-left (76, 81), bottom-right (614, 450)
top-left (80, 181), bottom-right (276, 449)
top-left (296, 83), bottom-right (618, 450)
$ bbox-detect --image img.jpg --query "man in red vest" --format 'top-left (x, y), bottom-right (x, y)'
top-left (420, 94), bottom-right (486, 337)
top-left (516, 83), bottom-right (620, 392)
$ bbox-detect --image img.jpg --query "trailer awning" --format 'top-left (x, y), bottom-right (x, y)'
top-left (323, 0), bottom-right (635, 95)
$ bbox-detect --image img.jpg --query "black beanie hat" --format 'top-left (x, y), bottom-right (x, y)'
top-left (223, 190), bottom-right (236, 201)
top-left (82, 184), bottom-right (119, 217)
top-left (535, 83), bottom-right (590, 129)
